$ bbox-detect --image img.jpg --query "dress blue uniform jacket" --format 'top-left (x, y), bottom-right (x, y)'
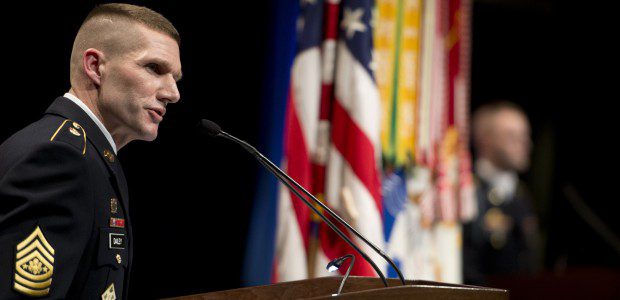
top-left (462, 175), bottom-right (534, 285)
top-left (0, 97), bottom-right (133, 299)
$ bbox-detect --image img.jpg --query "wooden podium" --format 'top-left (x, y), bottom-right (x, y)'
top-left (162, 276), bottom-right (509, 299)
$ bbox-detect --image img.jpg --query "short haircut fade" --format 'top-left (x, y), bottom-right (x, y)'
top-left (82, 3), bottom-right (180, 45)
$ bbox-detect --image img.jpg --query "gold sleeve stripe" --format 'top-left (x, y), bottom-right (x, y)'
top-left (13, 282), bottom-right (50, 297)
top-left (50, 120), bottom-right (70, 142)
top-left (16, 252), bottom-right (53, 281)
top-left (16, 239), bottom-right (54, 263)
top-left (81, 126), bottom-right (87, 155)
top-left (16, 226), bottom-right (55, 255)
top-left (14, 273), bottom-right (52, 289)
top-left (13, 226), bottom-right (55, 297)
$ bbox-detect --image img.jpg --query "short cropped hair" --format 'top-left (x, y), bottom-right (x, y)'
top-left (70, 3), bottom-right (180, 86)
top-left (82, 3), bottom-right (180, 45)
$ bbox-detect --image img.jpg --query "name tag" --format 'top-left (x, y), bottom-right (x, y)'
top-left (109, 233), bottom-right (126, 249)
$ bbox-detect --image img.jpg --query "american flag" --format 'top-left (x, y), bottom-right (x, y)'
top-left (246, 0), bottom-right (475, 285)
top-left (273, 0), bottom-right (324, 282)
top-left (274, 0), bottom-right (384, 280)
top-left (321, 0), bottom-right (384, 277)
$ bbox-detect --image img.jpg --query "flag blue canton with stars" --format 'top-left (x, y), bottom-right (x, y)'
top-left (340, 0), bottom-right (375, 81)
top-left (297, 0), bottom-right (324, 53)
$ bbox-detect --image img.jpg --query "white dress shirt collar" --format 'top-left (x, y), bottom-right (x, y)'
top-left (63, 93), bottom-right (117, 154)
top-left (475, 158), bottom-right (518, 203)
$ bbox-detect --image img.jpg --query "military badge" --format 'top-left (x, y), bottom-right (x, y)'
top-left (483, 207), bottom-right (513, 249)
top-left (109, 217), bottom-right (125, 228)
top-left (110, 198), bottom-right (118, 214)
top-left (101, 283), bottom-right (116, 300)
top-left (13, 226), bottom-right (55, 297)
top-left (69, 126), bottom-right (81, 136)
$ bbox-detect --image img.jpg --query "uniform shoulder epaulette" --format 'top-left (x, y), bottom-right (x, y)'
top-left (49, 119), bottom-right (87, 155)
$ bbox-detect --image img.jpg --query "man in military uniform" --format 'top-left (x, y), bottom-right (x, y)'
top-left (463, 101), bottom-right (539, 285)
top-left (0, 3), bottom-right (181, 299)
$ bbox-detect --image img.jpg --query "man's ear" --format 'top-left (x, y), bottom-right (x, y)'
top-left (83, 48), bottom-right (105, 87)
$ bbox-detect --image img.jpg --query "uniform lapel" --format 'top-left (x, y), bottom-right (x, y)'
top-left (45, 97), bottom-right (132, 225)
top-left (47, 96), bottom-right (135, 298)
top-left (46, 98), bottom-right (127, 196)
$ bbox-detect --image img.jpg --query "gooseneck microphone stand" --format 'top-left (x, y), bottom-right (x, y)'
top-left (199, 120), bottom-right (406, 286)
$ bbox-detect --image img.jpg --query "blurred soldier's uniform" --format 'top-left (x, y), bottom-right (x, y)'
top-left (463, 159), bottom-right (537, 284)
top-left (463, 101), bottom-right (539, 285)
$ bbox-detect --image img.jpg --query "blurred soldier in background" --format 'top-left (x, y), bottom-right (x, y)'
top-left (463, 101), bottom-right (540, 285)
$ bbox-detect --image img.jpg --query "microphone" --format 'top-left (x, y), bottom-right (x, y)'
top-left (326, 254), bottom-right (355, 296)
top-left (198, 119), bottom-right (407, 286)
top-left (198, 119), bottom-right (221, 137)
top-left (197, 119), bottom-right (265, 156)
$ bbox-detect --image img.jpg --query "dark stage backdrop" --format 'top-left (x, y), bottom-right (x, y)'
top-left (1, 1), bottom-right (618, 299)
top-left (471, 0), bottom-right (620, 274)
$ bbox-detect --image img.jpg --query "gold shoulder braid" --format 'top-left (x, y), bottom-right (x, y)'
top-left (13, 226), bottom-right (55, 297)
top-left (50, 120), bottom-right (70, 142)
top-left (50, 120), bottom-right (87, 155)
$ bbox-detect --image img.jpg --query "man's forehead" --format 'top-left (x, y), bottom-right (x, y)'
top-left (495, 109), bottom-right (527, 124)
top-left (493, 112), bottom-right (529, 133)
top-left (134, 39), bottom-right (182, 80)
top-left (133, 25), bottom-right (180, 55)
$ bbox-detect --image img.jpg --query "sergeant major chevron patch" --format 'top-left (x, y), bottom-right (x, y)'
top-left (13, 226), bottom-right (55, 297)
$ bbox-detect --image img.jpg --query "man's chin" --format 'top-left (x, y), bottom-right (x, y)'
top-left (129, 124), bottom-right (159, 143)
top-left (505, 159), bottom-right (529, 173)
top-left (143, 132), bottom-right (158, 142)
top-left (515, 161), bottom-right (530, 173)
top-left (138, 128), bottom-right (159, 142)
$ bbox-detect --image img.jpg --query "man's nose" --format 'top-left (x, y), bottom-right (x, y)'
top-left (159, 75), bottom-right (180, 104)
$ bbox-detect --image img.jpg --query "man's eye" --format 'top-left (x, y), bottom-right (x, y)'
top-left (146, 64), bottom-right (159, 73)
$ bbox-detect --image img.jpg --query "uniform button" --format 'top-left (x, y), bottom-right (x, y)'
top-left (104, 149), bottom-right (115, 163)
top-left (116, 254), bottom-right (122, 264)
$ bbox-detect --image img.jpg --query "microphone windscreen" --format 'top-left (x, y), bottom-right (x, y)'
top-left (197, 119), bottom-right (222, 137)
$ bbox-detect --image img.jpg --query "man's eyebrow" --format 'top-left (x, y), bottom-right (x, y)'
top-left (148, 58), bottom-right (182, 81)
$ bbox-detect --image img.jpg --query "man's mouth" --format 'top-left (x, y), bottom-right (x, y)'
top-left (147, 107), bottom-right (166, 122)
